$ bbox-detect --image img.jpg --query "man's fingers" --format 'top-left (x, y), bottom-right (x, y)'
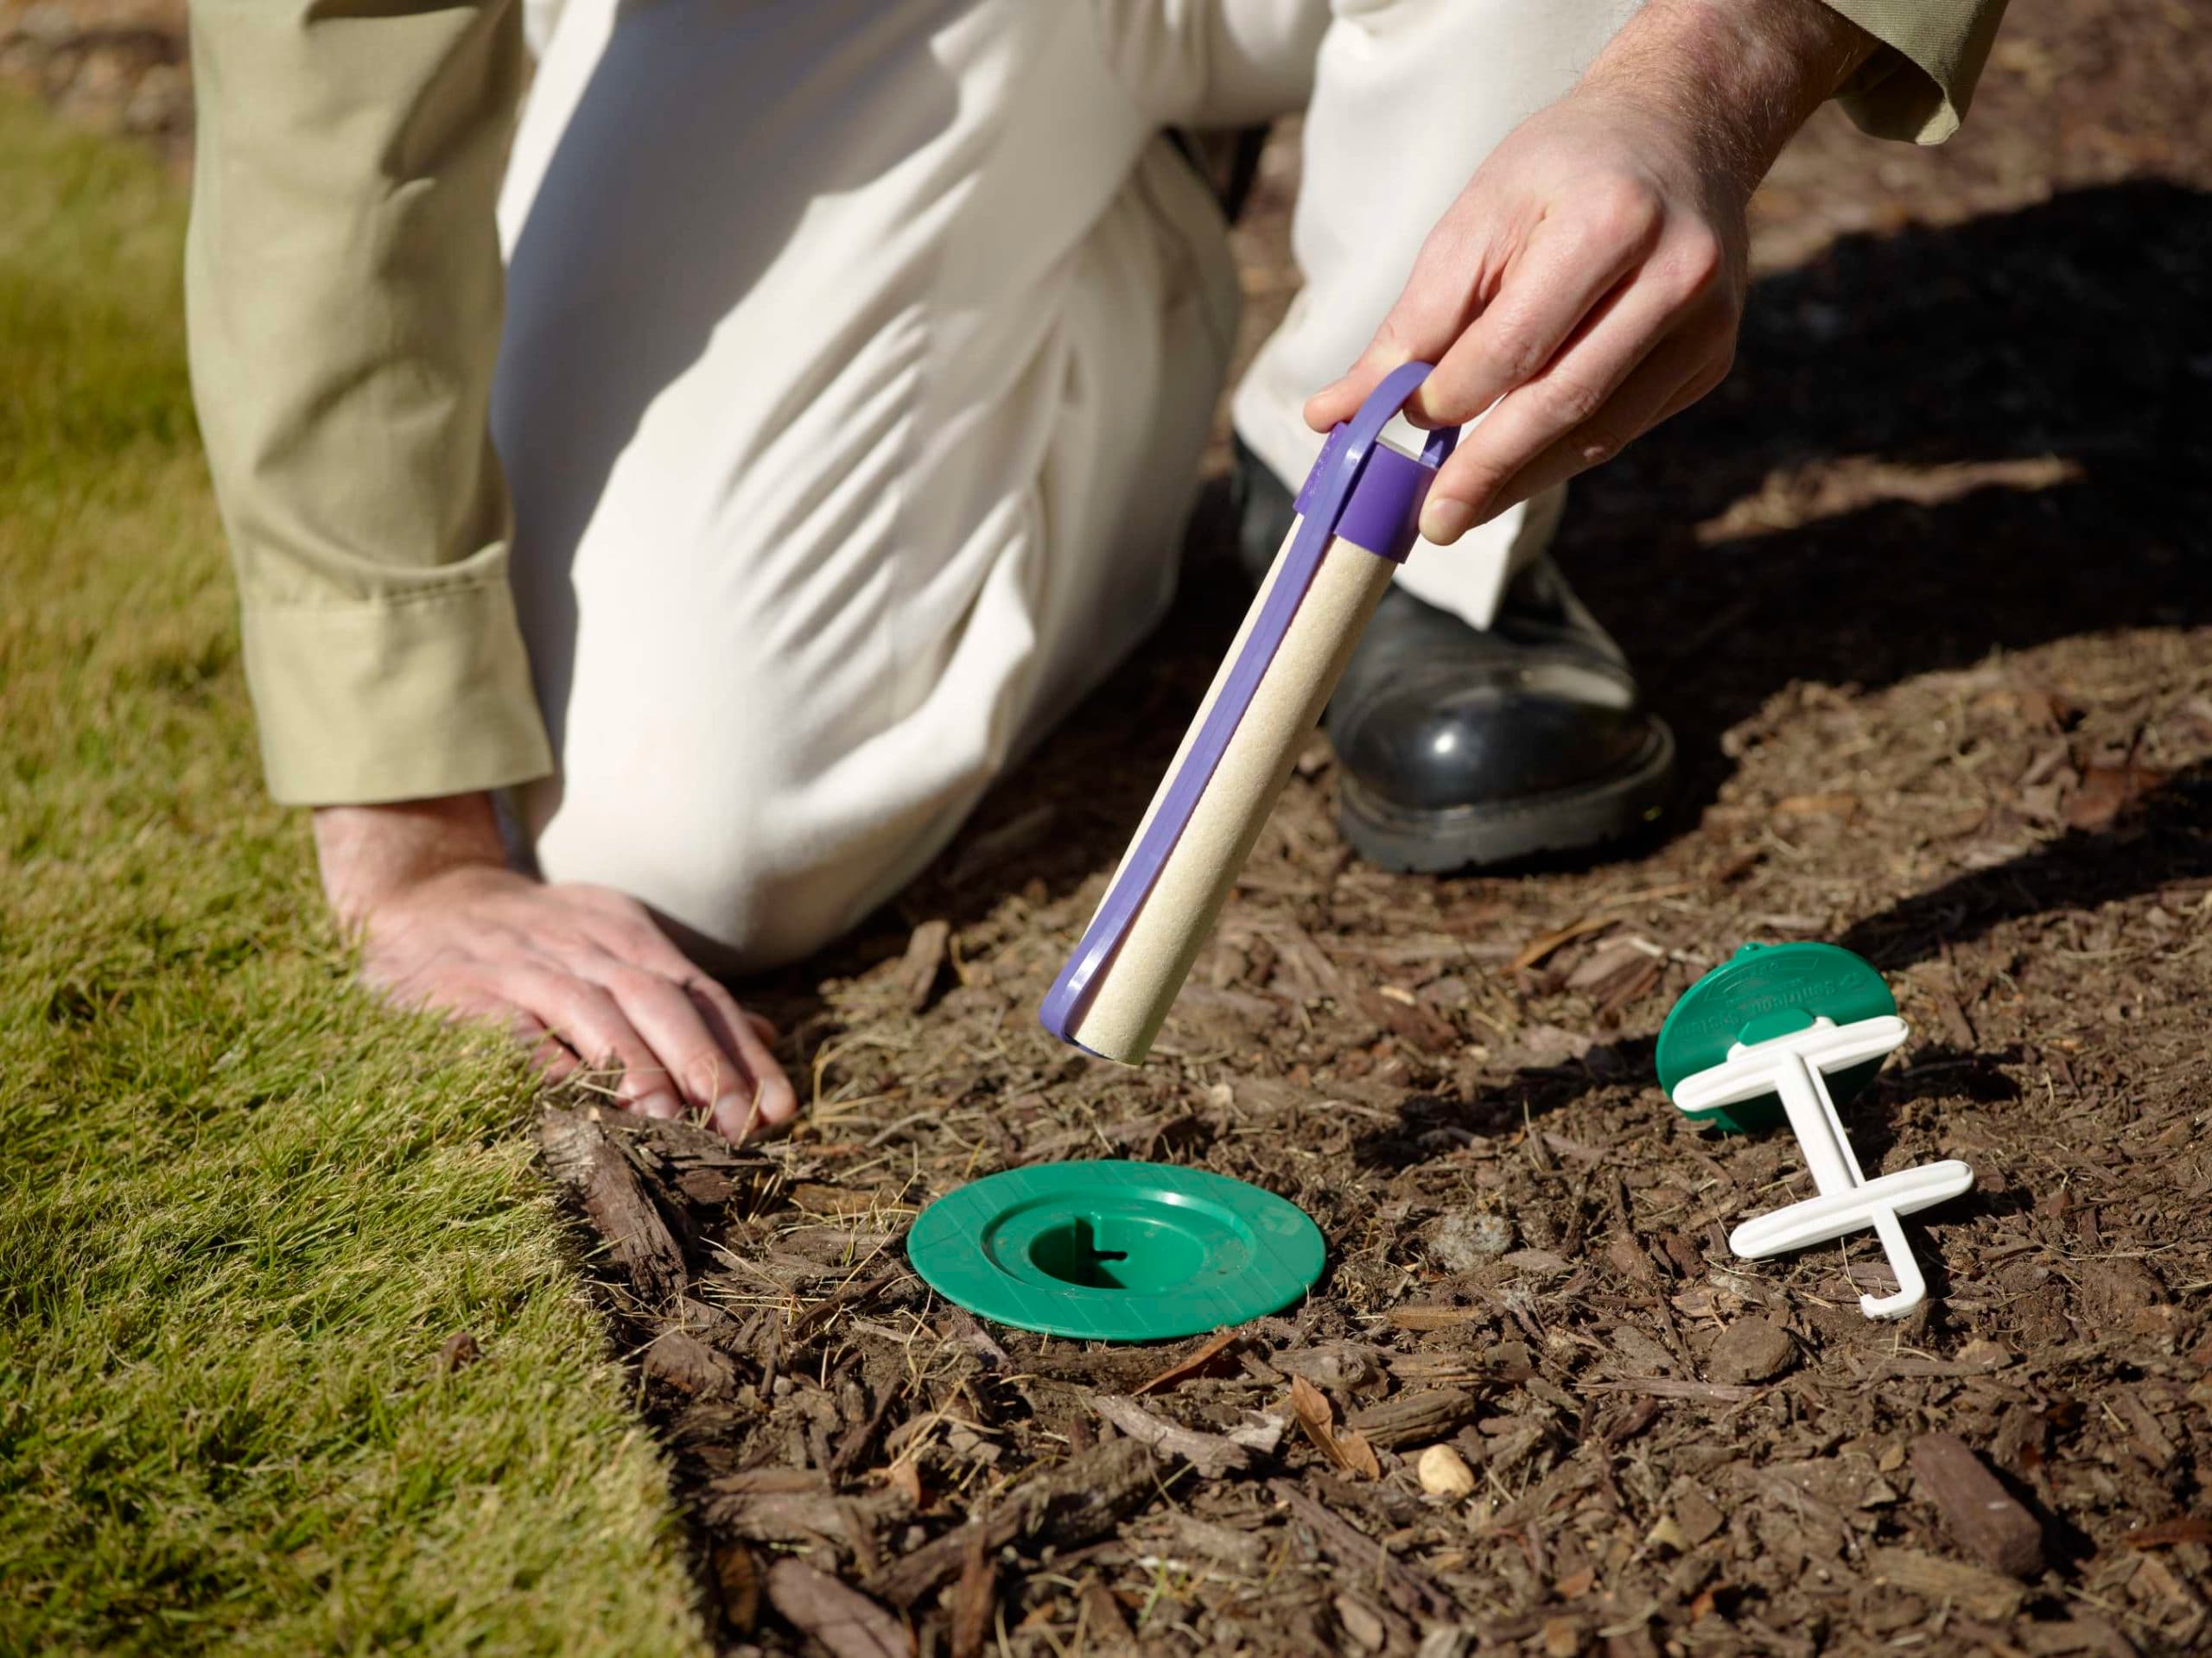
top-left (1485, 333), bottom-right (1732, 514)
top-left (577, 962), bottom-right (749, 1115)
top-left (516, 969), bottom-right (677, 1116)
top-left (686, 980), bottom-right (798, 1140)
top-left (1421, 272), bottom-right (1724, 542)
top-left (1409, 194), bottom-right (1658, 431)
top-left (1309, 181), bottom-right (1662, 436)
top-left (1306, 339), bottom-right (1415, 434)
top-left (566, 906), bottom-right (797, 1137)
top-left (437, 981), bottom-right (580, 1080)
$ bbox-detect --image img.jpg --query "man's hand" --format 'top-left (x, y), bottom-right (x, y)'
top-left (1307, 0), bottom-right (1873, 543)
top-left (315, 794), bottom-right (798, 1140)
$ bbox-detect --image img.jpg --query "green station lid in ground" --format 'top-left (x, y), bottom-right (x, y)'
top-left (906, 1160), bottom-right (1325, 1342)
top-left (1655, 942), bottom-right (1896, 1133)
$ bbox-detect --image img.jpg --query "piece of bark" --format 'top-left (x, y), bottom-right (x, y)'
top-left (1146, 1511), bottom-right (1272, 1572)
top-left (1135, 1328), bottom-right (1244, 1395)
top-left (540, 1107), bottom-right (687, 1304)
top-left (871, 1440), bottom-right (1158, 1608)
top-left (1581, 1376), bottom-right (1758, 1404)
top-left (895, 919), bottom-right (951, 1012)
top-left (791, 1258), bottom-right (910, 1339)
top-left (1078, 1579), bottom-right (1135, 1646)
top-left (1910, 1432), bottom-right (2045, 1579)
top-left (1346, 1387), bottom-right (1478, 1451)
top-left (1706, 1317), bottom-right (1797, 1385)
top-left (434, 1331), bottom-right (481, 1374)
top-left (1088, 1394), bottom-right (1252, 1478)
top-left (1288, 1375), bottom-right (1382, 1478)
top-left (949, 1521), bottom-right (994, 1658)
top-left (766, 1560), bottom-right (912, 1658)
top-left (714, 1540), bottom-right (763, 1635)
top-left (2125, 1516), bottom-right (2212, 1549)
top-left (2107, 1388), bottom-right (2177, 1469)
top-left (1385, 1305), bottom-right (1490, 1332)
top-left (642, 1329), bottom-right (739, 1398)
top-left (620, 1110), bottom-right (771, 1215)
top-left (1271, 1477), bottom-right (1454, 1621)
top-left (1866, 1547), bottom-right (2026, 1622)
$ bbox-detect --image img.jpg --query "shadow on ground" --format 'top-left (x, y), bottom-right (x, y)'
top-left (1349, 753), bottom-right (2208, 1170)
top-left (912, 179), bottom-right (2212, 937)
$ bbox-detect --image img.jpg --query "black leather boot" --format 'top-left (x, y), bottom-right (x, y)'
top-left (1231, 438), bottom-right (1675, 872)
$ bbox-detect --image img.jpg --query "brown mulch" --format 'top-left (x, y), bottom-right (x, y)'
top-left (16, 0), bottom-right (2212, 1651)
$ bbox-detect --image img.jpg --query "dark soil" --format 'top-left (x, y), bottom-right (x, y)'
top-left (18, 0), bottom-right (2211, 1652)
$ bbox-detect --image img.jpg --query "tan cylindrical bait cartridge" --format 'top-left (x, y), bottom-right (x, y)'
top-left (1040, 363), bottom-right (1459, 1064)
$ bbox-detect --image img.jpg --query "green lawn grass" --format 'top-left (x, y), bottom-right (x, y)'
top-left (0, 94), bottom-right (708, 1656)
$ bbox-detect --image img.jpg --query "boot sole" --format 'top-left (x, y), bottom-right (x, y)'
top-left (1338, 719), bottom-right (1677, 874)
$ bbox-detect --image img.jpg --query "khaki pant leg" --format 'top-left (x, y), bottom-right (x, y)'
top-left (493, 0), bottom-right (1236, 969)
top-left (1227, 0), bottom-right (1643, 626)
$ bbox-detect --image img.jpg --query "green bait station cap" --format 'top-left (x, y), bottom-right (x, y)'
top-left (906, 1160), bottom-right (1325, 1342)
top-left (1655, 942), bottom-right (1896, 1133)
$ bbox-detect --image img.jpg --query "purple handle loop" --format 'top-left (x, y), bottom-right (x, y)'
top-left (1039, 361), bottom-right (1459, 1051)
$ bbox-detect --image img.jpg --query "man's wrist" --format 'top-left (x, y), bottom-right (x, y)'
top-left (1582, 0), bottom-right (1878, 187)
top-left (313, 792), bottom-right (511, 928)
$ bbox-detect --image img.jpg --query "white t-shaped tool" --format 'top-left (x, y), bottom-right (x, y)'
top-left (1673, 1014), bottom-right (1973, 1319)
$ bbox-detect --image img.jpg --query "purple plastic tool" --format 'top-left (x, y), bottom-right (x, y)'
top-left (1039, 361), bottom-right (1458, 1052)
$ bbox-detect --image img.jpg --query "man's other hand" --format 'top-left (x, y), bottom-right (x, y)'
top-left (1306, 0), bottom-right (1873, 544)
top-left (314, 794), bottom-right (798, 1141)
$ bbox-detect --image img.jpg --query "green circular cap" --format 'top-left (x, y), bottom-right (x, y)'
top-left (906, 1160), bottom-right (1325, 1342)
top-left (1655, 942), bottom-right (1895, 1134)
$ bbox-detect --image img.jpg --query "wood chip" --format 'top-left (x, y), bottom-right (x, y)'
top-left (2124, 1515), bottom-right (2212, 1549)
top-left (1345, 1387), bottom-right (1478, 1451)
top-left (1384, 1305), bottom-right (1488, 1331)
top-left (765, 1560), bottom-right (912, 1658)
top-left (714, 1540), bottom-right (763, 1635)
top-left (1134, 1328), bottom-right (1243, 1396)
top-left (1581, 1376), bottom-right (1759, 1403)
top-left (791, 1258), bottom-right (908, 1339)
top-left (1509, 916), bottom-right (1615, 974)
top-left (540, 1107), bottom-right (687, 1305)
top-left (1866, 1546), bottom-right (2026, 1622)
top-left (1087, 1394), bottom-right (1252, 1478)
top-left (950, 1521), bottom-right (994, 1658)
top-left (871, 1440), bottom-right (1158, 1608)
top-left (1910, 1432), bottom-right (2045, 1579)
top-left (641, 1329), bottom-right (739, 1397)
top-left (1336, 1594), bottom-right (1389, 1652)
top-left (1078, 1579), bottom-right (1135, 1642)
top-left (1288, 1375), bottom-right (1381, 1479)
top-left (894, 920), bottom-right (950, 1012)
top-left (1270, 1477), bottom-right (1453, 1621)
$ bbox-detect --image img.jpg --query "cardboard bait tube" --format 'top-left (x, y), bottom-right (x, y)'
top-left (1066, 519), bottom-right (1395, 1062)
top-left (1038, 363), bottom-right (1458, 1066)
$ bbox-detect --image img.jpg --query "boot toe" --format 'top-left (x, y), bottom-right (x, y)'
top-left (1333, 648), bottom-right (1658, 804)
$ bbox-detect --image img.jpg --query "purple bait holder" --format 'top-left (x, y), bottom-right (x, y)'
top-left (1039, 361), bottom-right (1458, 1053)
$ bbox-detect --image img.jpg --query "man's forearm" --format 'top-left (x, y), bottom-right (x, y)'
top-left (187, 0), bottom-right (553, 806)
top-left (1584, 0), bottom-right (1879, 187)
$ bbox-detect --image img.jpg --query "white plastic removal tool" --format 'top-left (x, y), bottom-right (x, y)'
top-left (1674, 1013), bottom-right (1974, 1319)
